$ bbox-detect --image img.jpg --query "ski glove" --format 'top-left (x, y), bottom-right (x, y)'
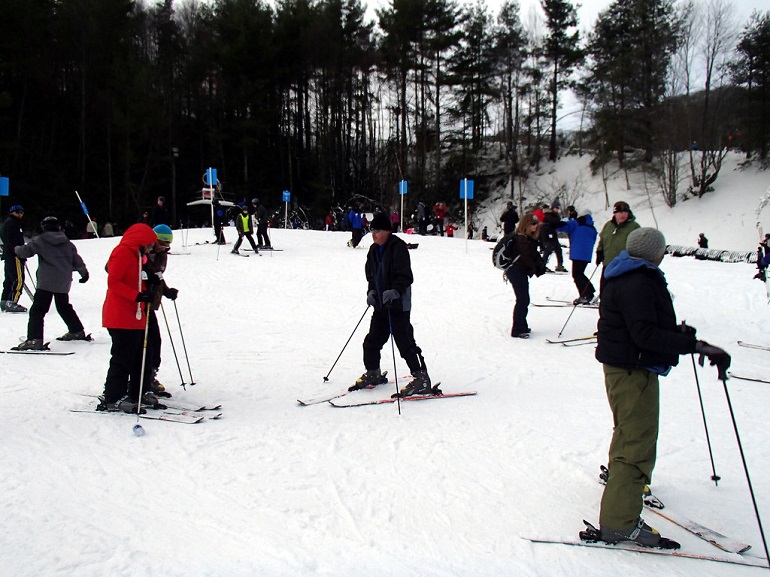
top-left (135, 291), bottom-right (153, 303)
top-left (595, 250), bottom-right (603, 266)
top-left (79, 271), bottom-right (89, 284)
top-left (677, 322), bottom-right (696, 337)
top-left (366, 290), bottom-right (378, 307)
top-left (381, 289), bottom-right (400, 305)
top-left (163, 287), bottom-right (178, 300)
top-left (695, 340), bottom-right (731, 380)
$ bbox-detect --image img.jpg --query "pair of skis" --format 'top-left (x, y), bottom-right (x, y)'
top-left (71, 396), bottom-right (223, 424)
top-left (534, 297), bottom-right (598, 309)
top-left (298, 375), bottom-right (476, 407)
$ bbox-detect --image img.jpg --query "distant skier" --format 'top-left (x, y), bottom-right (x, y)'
top-left (500, 201), bottom-right (519, 236)
top-left (232, 205), bottom-right (259, 255)
top-left (352, 212), bottom-right (436, 397)
top-left (251, 198), bottom-right (271, 248)
top-left (11, 216), bottom-right (90, 350)
top-left (594, 227), bottom-right (730, 547)
top-left (347, 205), bottom-right (363, 248)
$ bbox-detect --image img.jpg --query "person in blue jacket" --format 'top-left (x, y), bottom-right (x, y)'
top-left (558, 211), bottom-right (598, 304)
top-left (347, 205), bottom-right (364, 248)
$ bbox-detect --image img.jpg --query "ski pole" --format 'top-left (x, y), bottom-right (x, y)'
top-left (75, 190), bottom-right (100, 239)
top-left (556, 264), bottom-right (600, 338)
top-left (160, 302), bottom-right (186, 387)
top-left (172, 299), bottom-right (195, 387)
top-left (323, 305), bottom-right (370, 381)
top-left (24, 261), bottom-right (36, 290)
top-left (690, 355), bottom-right (721, 485)
top-left (387, 308), bottom-right (401, 415)
top-left (134, 302), bottom-right (152, 436)
top-left (719, 375), bottom-right (770, 567)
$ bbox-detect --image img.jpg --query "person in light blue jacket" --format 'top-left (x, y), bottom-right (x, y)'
top-left (558, 212), bottom-right (598, 304)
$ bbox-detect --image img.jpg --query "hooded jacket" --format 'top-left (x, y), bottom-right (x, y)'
top-left (15, 231), bottom-right (87, 293)
top-left (595, 251), bottom-right (697, 370)
top-left (557, 214), bottom-right (598, 262)
top-left (102, 223), bottom-right (158, 329)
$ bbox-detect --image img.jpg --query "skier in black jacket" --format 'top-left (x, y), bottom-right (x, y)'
top-left (595, 227), bottom-right (730, 547)
top-left (1, 204), bottom-right (27, 312)
top-left (351, 212), bottom-right (436, 397)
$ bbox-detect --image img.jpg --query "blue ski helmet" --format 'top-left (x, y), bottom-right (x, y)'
top-left (153, 224), bottom-right (173, 244)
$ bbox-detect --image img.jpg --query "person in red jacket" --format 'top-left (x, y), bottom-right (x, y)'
top-left (433, 201), bottom-right (447, 236)
top-left (97, 223), bottom-right (161, 414)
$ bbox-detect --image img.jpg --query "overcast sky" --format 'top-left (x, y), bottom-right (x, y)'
top-left (365, 0), bottom-right (766, 32)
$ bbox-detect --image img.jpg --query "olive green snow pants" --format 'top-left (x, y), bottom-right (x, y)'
top-left (599, 365), bottom-right (660, 531)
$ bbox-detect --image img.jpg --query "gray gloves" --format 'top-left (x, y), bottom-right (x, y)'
top-left (366, 290), bottom-right (377, 307)
top-left (382, 289), bottom-right (400, 305)
top-left (695, 340), bottom-right (731, 380)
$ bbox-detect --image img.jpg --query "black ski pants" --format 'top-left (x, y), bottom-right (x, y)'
top-left (571, 260), bottom-right (595, 300)
top-left (103, 328), bottom-right (153, 403)
top-left (2, 255), bottom-right (24, 303)
top-left (233, 232), bottom-right (259, 252)
top-left (27, 289), bottom-right (84, 340)
top-left (363, 308), bottom-right (424, 374)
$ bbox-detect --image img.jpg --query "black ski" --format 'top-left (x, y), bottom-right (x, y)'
top-left (329, 389), bottom-right (476, 408)
top-left (2, 342), bottom-right (74, 355)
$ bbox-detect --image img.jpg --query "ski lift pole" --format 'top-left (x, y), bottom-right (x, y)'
top-left (75, 190), bottom-right (99, 239)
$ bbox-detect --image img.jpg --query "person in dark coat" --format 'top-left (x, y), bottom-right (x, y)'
top-left (250, 198), bottom-right (271, 248)
top-left (540, 206), bottom-right (567, 272)
top-left (151, 196), bottom-right (171, 227)
top-left (595, 227), bottom-right (730, 547)
top-left (500, 201), bottom-right (519, 236)
top-left (557, 212), bottom-right (598, 304)
top-left (1, 204), bottom-right (27, 312)
top-left (11, 216), bottom-right (90, 350)
top-left (352, 212), bottom-right (436, 397)
top-left (504, 213), bottom-right (546, 338)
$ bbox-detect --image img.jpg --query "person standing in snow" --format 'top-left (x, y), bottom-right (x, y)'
top-left (251, 198), bottom-right (271, 248)
top-left (433, 201), bottom-right (447, 236)
top-left (504, 213), bottom-right (546, 338)
top-left (151, 196), bottom-right (170, 227)
top-left (347, 205), bottom-right (364, 248)
top-left (557, 212), bottom-right (598, 304)
top-left (500, 201), bottom-right (519, 236)
top-left (97, 223), bottom-right (160, 414)
top-left (352, 212), bottom-right (436, 397)
top-left (11, 216), bottom-right (90, 350)
top-left (595, 201), bottom-right (640, 294)
top-left (232, 205), bottom-right (260, 255)
top-left (595, 227), bottom-right (730, 547)
top-left (1, 204), bottom-right (28, 313)
top-left (540, 205), bottom-right (567, 273)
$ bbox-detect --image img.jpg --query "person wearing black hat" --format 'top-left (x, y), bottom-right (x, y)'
top-left (594, 227), bottom-right (730, 547)
top-left (1, 204), bottom-right (27, 312)
top-left (11, 216), bottom-right (90, 349)
top-left (232, 205), bottom-right (260, 255)
top-left (351, 211), bottom-right (437, 397)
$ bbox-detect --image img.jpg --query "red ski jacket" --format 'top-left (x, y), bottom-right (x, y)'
top-left (102, 224), bottom-right (158, 329)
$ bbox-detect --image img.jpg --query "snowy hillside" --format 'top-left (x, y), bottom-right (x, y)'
top-left (1, 153), bottom-right (769, 577)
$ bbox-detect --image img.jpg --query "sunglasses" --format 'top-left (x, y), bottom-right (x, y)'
top-left (613, 208), bottom-right (629, 213)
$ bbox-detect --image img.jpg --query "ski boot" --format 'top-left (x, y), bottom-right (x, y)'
top-left (392, 370), bottom-right (440, 398)
top-left (149, 377), bottom-right (172, 398)
top-left (349, 369), bottom-right (388, 391)
top-left (141, 392), bottom-right (167, 410)
top-left (596, 518), bottom-right (679, 549)
top-left (2, 300), bottom-right (27, 313)
top-left (56, 330), bottom-right (92, 341)
top-left (96, 395), bottom-right (146, 414)
top-left (11, 338), bottom-right (46, 351)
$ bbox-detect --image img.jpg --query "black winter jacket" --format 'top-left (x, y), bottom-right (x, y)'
top-left (596, 258), bottom-right (697, 370)
top-left (365, 234), bottom-right (413, 312)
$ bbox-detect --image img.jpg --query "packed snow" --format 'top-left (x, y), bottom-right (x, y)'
top-left (2, 152), bottom-right (769, 577)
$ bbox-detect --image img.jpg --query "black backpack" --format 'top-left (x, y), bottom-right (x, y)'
top-left (492, 233), bottom-right (521, 270)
